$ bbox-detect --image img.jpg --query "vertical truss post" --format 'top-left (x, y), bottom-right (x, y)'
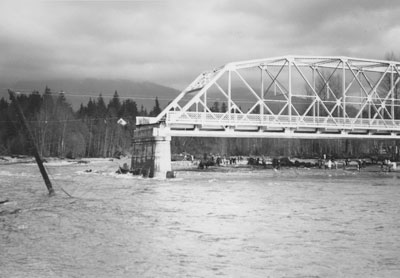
top-left (326, 83), bottom-right (329, 100)
top-left (359, 85), bottom-right (363, 119)
top-left (391, 64), bottom-right (395, 123)
top-left (288, 58), bottom-right (292, 123)
top-left (260, 66), bottom-right (264, 123)
top-left (204, 90), bottom-right (207, 113)
top-left (228, 70), bottom-right (232, 123)
top-left (312, 66), bottom-right (316, 122)
top-left (203, 89), bottom-right (207, 124)
top-left (368, 83), bottom-right (371, 120)
top-left (342, 59), bottom-right (346, 121)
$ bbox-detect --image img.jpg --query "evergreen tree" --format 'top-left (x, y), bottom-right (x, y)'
top-left (221, 102), bottom-right (227, 113)
top-left (96, 94), bottom-right (107, 119)
top-left (43, 86), bottom-right (54, 112)
top-left (77, 103), bottom-right (86, 118)
top-left (0, 97), bottom-right (8, 111)
top-left (150, 97), bottom-right (161, 116)
top-left (121, 99), bottom-right (138, 118)
top-left (86, 98), bottom-right (96, 117)
top-left (108, 90), bottom-right (121, 117)
top-left (140, 104), bottom-right (147, 116)
top-left (210, 101), bottom-right (220, 112)
top-left (26, 91), bottom-right (42, 118)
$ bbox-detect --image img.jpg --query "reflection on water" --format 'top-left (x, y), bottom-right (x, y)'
top-left (1, 160), bottom-right (400, 277)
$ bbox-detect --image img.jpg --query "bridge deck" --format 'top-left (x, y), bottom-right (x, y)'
top-left (165, 111), bottom-right (400, 138)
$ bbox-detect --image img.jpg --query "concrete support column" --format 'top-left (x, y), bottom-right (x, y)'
top-left (153, 136), bottom-right (171, 178)
top-left (131, 124), bottom-right (171, 178)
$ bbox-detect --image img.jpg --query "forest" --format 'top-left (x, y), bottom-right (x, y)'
top-left (0, 85), bottom-right (399, 161)
top-left (0, 87), bottom-right (160, 158)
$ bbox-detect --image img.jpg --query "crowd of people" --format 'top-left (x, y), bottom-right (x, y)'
top-left (197, 155), bottom-right (245, 169)
top-left (193, 153), bottom-right (396, 172)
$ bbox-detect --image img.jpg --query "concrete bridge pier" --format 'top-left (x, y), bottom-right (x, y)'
top-left (131, 122), bottom-right (171, 178)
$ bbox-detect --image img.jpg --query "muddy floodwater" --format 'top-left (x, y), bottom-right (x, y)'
top-left (1, 158), bottom-right (400, 277)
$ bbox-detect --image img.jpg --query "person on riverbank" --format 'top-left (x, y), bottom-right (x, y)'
top-left (327, 159), bottom-right (332, 170)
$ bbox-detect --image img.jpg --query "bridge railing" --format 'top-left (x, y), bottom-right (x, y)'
top-left (166, 111), bottom-right (400, 131)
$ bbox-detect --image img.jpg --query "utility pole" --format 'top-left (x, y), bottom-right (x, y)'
top-left (8, 90), bottom-right (55, 196)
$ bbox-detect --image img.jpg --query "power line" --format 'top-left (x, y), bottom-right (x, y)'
top-left (0, 116), bottom-right (130, 124)
top-left (2, 89), bottom-right (175, 102)
top-left (1, 89), bottom-right (257, 104)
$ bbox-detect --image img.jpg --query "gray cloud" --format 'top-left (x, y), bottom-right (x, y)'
top-left (1, 0), bottom-right (400, 90)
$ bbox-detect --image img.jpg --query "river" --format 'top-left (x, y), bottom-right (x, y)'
top-left (1, 158), bottom-right (400, 277)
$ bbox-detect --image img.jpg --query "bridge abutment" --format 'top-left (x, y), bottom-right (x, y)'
top-left (131, 124), bottom-right (171, 178)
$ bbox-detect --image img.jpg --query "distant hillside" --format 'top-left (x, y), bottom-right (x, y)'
top-left (0, 80), bottom-right (315, 114)
top-left (0, 79), bottom-right (181, 111)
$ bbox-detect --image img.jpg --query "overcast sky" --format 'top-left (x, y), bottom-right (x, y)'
top-left (1, 0), bottom-right (400, 90)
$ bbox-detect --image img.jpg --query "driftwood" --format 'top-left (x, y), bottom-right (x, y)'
top-left (0, 209), bottom-right (21, 216)
top-left (9, 90), bottom-right (54, 196)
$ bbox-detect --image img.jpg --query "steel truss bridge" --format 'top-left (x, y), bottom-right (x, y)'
top-left (139, 55), bottom-right (400, 139)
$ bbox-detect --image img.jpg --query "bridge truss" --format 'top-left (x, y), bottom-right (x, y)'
top-left (144, 56), bottom-right (400, 139)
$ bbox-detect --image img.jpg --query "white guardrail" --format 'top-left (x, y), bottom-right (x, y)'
top-left (166, 111), bottom-right (400, 131)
